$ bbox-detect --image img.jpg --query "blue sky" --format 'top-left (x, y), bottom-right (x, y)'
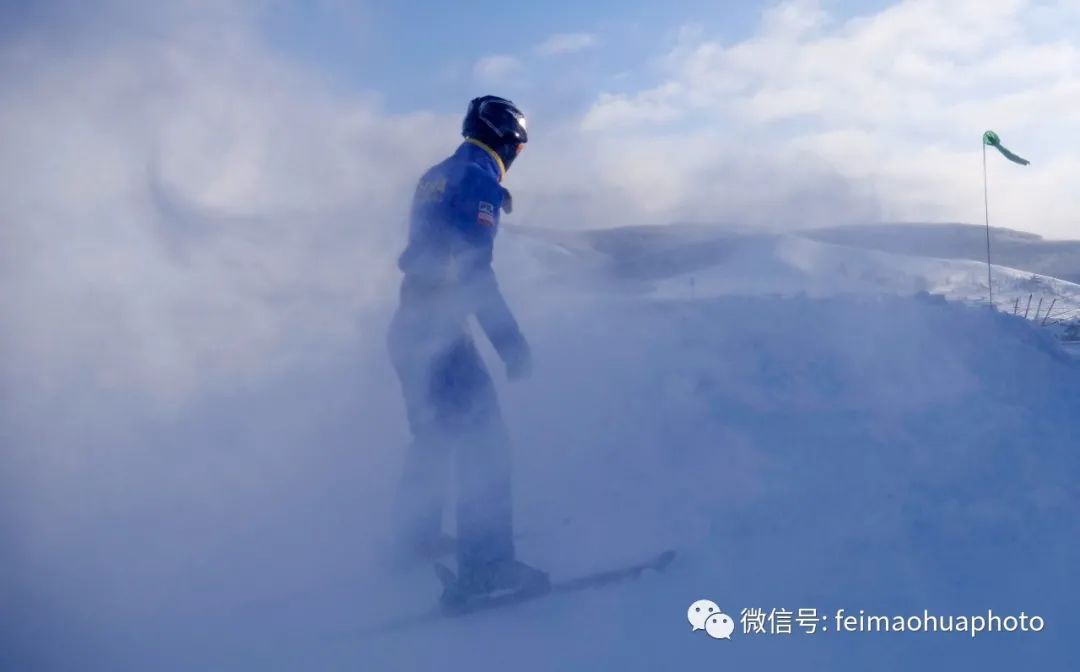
top-left (260, 0), bottom-right (755, 110)
top-left (260, 1), bottom-right (890, 115)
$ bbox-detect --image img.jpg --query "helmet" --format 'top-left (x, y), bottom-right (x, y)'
top-left (462, 95), bottom-right (528, 172)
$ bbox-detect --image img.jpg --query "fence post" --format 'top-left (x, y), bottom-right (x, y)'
top-left (1042, 298), bottom-right (1057, 326)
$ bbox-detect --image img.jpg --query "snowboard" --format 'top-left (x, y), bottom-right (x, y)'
top-left (353, 549), bottom-right (676, 637)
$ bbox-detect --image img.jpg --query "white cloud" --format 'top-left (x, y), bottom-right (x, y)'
top-left (578, 0), bottom-right (1080, 238)
top-left (581, 83), bottom-right (685, 130)
top-left (536, 32), bottom-right (598, 56)
top-left (473, 54), bottom-right (523, 82)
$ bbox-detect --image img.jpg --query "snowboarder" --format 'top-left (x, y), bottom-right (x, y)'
top-left (387, 95), bottom-right (548, 605)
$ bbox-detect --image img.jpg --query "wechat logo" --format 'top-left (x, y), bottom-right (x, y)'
top-left (688, 600), bottom-right (735, 640)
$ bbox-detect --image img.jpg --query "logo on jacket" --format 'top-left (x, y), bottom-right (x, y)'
top-left (478, 201), bottom-right (496, 226)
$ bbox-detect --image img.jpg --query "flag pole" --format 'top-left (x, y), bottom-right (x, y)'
top-left (982, 140), bottom-right (993, 308)
top-left (981, 129), bottom-right (1030, 310)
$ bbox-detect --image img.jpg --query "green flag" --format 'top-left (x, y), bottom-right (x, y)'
top-left (983, 130), bottom-right (1030, 165)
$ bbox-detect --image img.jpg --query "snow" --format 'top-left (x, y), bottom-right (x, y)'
top-left (805, 222), bottom-right (1080, 286)
top-left (3, 224), bottom-right (1079, 670)
top-left (347, 293), bottom-right (1078, 671)
top-left (502, 224), bottom-right (1080, 323)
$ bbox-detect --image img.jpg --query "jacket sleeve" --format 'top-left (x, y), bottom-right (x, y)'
top-left (454, 168), bottom-right (530, 366)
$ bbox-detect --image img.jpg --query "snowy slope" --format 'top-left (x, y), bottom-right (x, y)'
top-left (503, 224), bottom-right (1080, 325)
top-left (805, 223), bottom-right (1080, 285)
top-left (651, 234), bottom-right (1080, 317)
top-left (3, 225), bottom-right (1079, 671)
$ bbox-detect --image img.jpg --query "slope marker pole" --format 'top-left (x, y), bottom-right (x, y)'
top-left (983, 141), bottom-right (994, 308)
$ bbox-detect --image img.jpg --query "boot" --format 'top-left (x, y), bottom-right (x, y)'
top-left (440, 559), bottom-right (550, 610)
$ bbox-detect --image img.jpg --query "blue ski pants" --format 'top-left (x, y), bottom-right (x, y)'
top-left (387, 306), bottom-right (516, 575)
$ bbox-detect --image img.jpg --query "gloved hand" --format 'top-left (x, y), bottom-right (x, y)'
top-left (505, 339), bottom-right (532, 381)
top-left (500, 187), bottom-right (513, 214)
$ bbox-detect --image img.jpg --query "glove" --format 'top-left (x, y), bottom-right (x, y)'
top-left (500, 187), bottom-right (513, 214)
top-left (505, 339), bottom-right (532, 381)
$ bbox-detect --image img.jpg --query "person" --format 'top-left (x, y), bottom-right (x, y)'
top-left (387, 95), bottom-right (548, 603)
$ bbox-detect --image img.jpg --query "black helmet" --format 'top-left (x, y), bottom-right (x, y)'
top-left (462, 95), bottom-right (528, 172)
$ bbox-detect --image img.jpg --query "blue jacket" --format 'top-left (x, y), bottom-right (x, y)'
top-left (397, 140), bottom-right (527, 366)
